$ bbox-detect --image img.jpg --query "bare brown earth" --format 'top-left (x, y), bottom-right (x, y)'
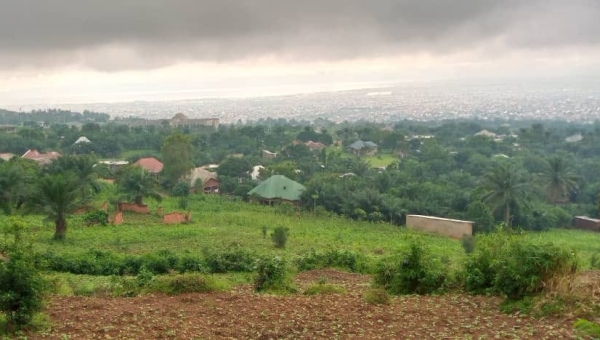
top-left (31, 269), bottom-right (578, 339)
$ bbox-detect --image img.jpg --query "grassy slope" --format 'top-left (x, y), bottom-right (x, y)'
top-left (364, 153), bottom-right (398, 168)
top-left (5, 195), bottom-right (600, 269)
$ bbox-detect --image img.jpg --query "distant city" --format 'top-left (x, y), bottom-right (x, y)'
top-left (6, 78), bottom-right (600, 124)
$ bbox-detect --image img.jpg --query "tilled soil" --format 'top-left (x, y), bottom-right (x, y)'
top-left (31, 269), bottom-right (577, 339)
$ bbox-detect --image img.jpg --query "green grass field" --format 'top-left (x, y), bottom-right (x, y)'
top-left (364, 153), bottom-right (398, 168)
top-left (5, 195), bottom-right (600, 270)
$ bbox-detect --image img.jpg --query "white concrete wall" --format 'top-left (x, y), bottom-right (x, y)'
top-left (406, 215), bottom-right (473, 239)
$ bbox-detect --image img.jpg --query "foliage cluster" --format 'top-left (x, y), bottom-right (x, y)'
top-left (42, 248), bottom-right (256, 276)
top-left (82, 210), bottom-right (108, 226)
top-left (295, 249), bottom-right (367, 273)
top-left (270, 226), bottom-right (289, 248)
top-left (254, 256), bottom-right (295, 294)
top-left (0, 220), bottom-right (47, 330)
top-left (373, 240), bottom-right (449, 295)
top-left (464, 230), bottom-right (578, 299)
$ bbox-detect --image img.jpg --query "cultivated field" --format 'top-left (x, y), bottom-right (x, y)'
top-left (3, 195), bottom-right (600, 338)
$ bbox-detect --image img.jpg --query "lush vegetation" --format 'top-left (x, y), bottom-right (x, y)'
top-left (1, 115), bottom-right (600, 332)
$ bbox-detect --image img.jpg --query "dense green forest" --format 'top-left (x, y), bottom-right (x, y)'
top-left (1, 113), bottom-right (600, 234)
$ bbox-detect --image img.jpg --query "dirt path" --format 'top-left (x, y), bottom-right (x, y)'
top-left (32, 269), bottom-right (576, 339)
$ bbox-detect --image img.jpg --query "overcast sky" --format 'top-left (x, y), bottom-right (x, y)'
top-left (1, 0), bottom-right (600, 105)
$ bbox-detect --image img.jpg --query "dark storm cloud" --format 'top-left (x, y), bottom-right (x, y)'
top-left (0, 0), bottom-right (598, 70)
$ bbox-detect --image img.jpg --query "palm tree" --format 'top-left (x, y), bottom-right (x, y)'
top-left (478, 162), bottom-right (530, 227)
top-left (116, 166), bottom-right (162, 205)
top-left (46, 155), bottom-right (102, 201)
top-left (33, 173), bottom-right (83, 240)
top-left (539, 156), bottom-right (580, 204)
top-left (0, 159), bottom-right (37, 214)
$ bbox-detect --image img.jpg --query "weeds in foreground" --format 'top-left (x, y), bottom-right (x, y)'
top-left (364, 288), bottom-right (391, 305)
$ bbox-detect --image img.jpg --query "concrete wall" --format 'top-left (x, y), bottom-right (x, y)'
top-left (406, 215), bottom-right (472, 239)
top-left (572, 216), bottom-right (600, 232)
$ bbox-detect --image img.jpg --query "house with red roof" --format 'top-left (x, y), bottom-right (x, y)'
top-left (133, 157), bottom-right (164, 174)
top-left (21, 149), bottom-right (61, 165)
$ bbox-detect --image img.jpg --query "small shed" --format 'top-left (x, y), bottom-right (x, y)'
top-left (247, 175), bottom-right (306, 205)
top-left (572, 216), bottom-right (600, 232)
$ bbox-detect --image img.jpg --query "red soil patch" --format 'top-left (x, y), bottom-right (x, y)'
top-left (30, 270), bottom-right (578, 339)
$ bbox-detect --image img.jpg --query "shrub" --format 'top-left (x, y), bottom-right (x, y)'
top-left (461, 235), bottom-right (475, 254)
top-left (136, 265), bottom-right (155, 287)
top-left (141, 250), bottom-right (179, 274)
top-left (295, 249), bottom-right (367, 273)
top-left (574, 319), bottom-right (600, 339)
top-left (171, 181), bottom-right (191, 197)
top-left (591, 250), bottom-right (600, 269)
top-left (177, 254), bottom-right (209, 274)
top-left (463, 230), bottom-right (578, 299)
top-left (494, 241), bottom-right (577, 299)
top-left (177, 197), bottom-right (189, 210)
top-left (373, 240), bottom-right (448, 295)
top-left (262, 226), bottom-right (268, 239)
top-left (364, 288), bottom-right (391, 305)
top-left (271, 227), bottom-right (289, 248)
top-left (82, 210), bottom-right (109, 226)
top-left (254, 256), bottom-right (295, 294)
top-left (205, 248), bottom-right (257, 273)
top-left (0, 221), bottom-right (47, 330)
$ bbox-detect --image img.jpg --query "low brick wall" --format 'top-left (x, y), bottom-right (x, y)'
top-left (112, 211), bottom-right (123, 225)
top-left (163, 211), bottom-right (191, 224)
top-left (572, 216), bottom-right (600, 232)
top-left (118, 203), bottom-right (149, 214)
top-left (406, 215), bottom-right (472, 239)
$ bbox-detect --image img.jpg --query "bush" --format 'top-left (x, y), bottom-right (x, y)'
top-left (461, 235), bottom-right (475, 254)
top-left (373, 240), bottom-right (448, 295)
top-left (591, 250), bottom-right (600, 269)
top-left (364, 288), bottom-right (391, 305)
top-left (254, 256), bottom-right (295, 294)
top-left (82, 210), bottom-right (109, 226)
top-left (271, 227), bottom-right (289, 248)
top-left (295, 249), bottom-right (367, 273)
top-left (171, 181), bottom-right (191, 197)
top-left (205, 248), bottom-right (257, 273)
top-left (463, 230), bottom-right (578, 299)
top-left (0, 221), bottom-right (47, 330)
top-left (574, 319), bottom-right (600, 339)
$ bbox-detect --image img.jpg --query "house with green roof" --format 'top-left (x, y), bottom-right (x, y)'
top-left (247, 175), bottom-right (306, 205)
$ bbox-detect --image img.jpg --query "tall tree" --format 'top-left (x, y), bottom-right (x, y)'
top-left (0, 158), bottom-right (38, 214)
top-left (116, 166), bottom-right (162, 205)
top-left (539, 156), bottom-right (580, 204)
top-left (478, 162), bottom-right (530, 227)
top-left (161, 133), bottom-right (195, 186)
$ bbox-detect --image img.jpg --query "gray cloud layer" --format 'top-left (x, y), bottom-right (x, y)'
top-left (1, 0), bottom-right (599, 71)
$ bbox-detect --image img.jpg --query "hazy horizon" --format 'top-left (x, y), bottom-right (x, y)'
top-left (2, 1), bottom-right (600, 107)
